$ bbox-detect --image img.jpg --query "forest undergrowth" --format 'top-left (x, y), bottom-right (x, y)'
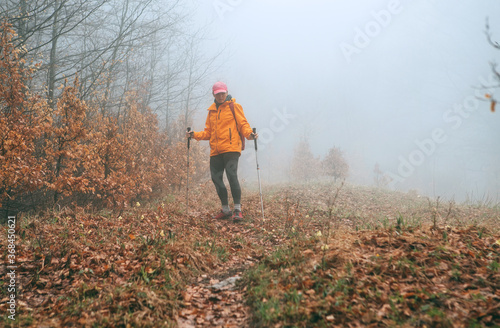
top-left (1, 182), bottom-right (499, 327)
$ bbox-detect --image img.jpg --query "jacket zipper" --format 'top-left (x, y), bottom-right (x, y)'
top-left (229, 128), bottom-right (232, 144)
top-left (216, 107), bottom-right (223, 153)
top-left (214, 109), bottom-right (219, 154)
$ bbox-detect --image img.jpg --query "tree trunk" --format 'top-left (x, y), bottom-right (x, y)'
top-left (17, 0), bottom-right (28, 45)
top-left (101, 0), bottom-right (130, 116)
top-left (48, 0), bottom-right (60, 108)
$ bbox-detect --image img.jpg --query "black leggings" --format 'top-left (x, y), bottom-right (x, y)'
top-left (210, 152), bottom-right (241, 206)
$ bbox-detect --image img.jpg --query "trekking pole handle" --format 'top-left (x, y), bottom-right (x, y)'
top-left (253, 128), bottom-right (257, 151)
top-left (187, 127), bottom-right (191, 149)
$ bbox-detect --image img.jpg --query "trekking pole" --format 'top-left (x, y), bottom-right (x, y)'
top-left (253, 128), bottom-right (265, 221)
top-left (186, 127), bottom-right (191, 215)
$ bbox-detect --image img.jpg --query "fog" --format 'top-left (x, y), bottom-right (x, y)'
top-left (185, 0), bottom-right (500, 203)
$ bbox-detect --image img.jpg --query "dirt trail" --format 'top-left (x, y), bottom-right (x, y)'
top-left (176, 215), bottom-right (272, 327)
top-left (176, 264), bottom-right (250, 327)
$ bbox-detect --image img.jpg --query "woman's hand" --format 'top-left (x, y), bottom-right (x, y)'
top-left (248, 132), bottom-right (258, 140)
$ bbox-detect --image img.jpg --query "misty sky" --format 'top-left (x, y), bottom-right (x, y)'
top-left (185, 0), bottom-right (500, 202)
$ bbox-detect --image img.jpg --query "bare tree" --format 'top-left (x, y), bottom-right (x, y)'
top-left (2, 0), bottom-right (223, 139)
top-left (291, 139), bottom-right (321, 183)
top-left (485, 18), bottom-right (500, 113)
top-left (1, 0), bottom-right (108, 102)
top-left (322, 146), bottom-right (349, 183)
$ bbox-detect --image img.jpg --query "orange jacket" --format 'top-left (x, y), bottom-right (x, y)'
top-left (193, 97), bottom-right (253, 157)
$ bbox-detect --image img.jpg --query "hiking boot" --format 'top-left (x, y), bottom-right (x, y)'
top-left (212, 210), bottom-right (232, 220)
top-left (232, 210), bottom-right (243, 222)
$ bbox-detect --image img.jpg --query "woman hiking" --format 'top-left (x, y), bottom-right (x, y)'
top-left (187, 81), bottom-right (258, 222)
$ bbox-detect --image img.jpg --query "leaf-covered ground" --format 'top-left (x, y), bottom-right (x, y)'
top-left (244, 225), bottom-right (499, 327)
top-left (1, 182), bottom-right (499, 327)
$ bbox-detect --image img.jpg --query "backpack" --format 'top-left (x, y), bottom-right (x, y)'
top-left (229, 102), bottom-right (245, 151)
